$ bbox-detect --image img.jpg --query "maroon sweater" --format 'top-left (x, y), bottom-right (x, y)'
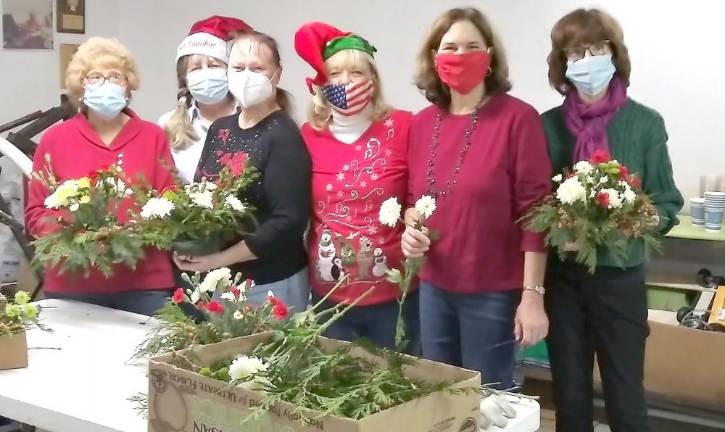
top-left (26, 110), bottom-right (175, 293)
top-left (408, 94), bottom-right (552, 293)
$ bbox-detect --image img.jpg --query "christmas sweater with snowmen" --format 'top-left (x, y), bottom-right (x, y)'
top-left (302, 110), bottom-right (412, 306)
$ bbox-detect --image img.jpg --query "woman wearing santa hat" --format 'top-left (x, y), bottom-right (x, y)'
top-left (294, 22), bottom-right (419, 352)
top-left (159, 16), bottom-right (252, 184)
top-left (174, 30), bottom-right (311, 315)
top-left (402, 7), bottom-right (551, 389)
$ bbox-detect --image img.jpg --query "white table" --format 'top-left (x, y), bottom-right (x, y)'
top-left (0, 299), bottom-right (155, 432)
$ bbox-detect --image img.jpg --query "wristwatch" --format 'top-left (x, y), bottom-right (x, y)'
top-left (523, 285), bottom-right (545, 295)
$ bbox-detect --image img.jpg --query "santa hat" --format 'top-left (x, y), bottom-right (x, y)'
top-left (294, 22), bottom-right (377, 93)
top-left (176, 15), bottom-right (253, 62)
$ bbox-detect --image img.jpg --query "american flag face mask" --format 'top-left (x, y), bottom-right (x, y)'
top-left (321, 80), bottom-right (374, 116)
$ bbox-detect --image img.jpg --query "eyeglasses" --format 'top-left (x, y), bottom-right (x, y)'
top-left (83, 72), bottom-right (125, 88)
top-left (563, 40), bottom-right (611, 61)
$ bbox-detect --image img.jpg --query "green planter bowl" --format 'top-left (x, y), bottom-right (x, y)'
top-left (172, 235), bottom-right (226, 256)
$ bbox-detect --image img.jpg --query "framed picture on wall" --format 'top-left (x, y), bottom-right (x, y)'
top-left (56, 0), bottom-right (84, 34)
top-left (59, 43), bottom-right (80, 88)
top-left (1, 0), bottom-right (54, 49)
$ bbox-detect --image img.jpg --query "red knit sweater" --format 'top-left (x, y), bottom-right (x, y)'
top-left (25, 110), bottom-right (175, 293)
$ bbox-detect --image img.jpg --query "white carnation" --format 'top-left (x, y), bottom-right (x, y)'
top-left (199, 267), bottom-right (233, 293)
top-left (556, 177), bottom-right (587, 205)
top-left (233, 310), bottom-right (244, 320)
top-left (378, 197), bottom-right (402, 228)
top-left (190, 190), bottom-right (214, 208)
top-left (552, 174), bottom-right (563, 183)
top-left (414, 195), bottom-right (436, 219)
top-left (224, 195), bottom-right (246, 212)
top-left (573, 161), bottom-right (594, 175)
top-left (230, 355), bottom-right (269, 391)
top-left (140, 197), bottom-right (175, 219)
top-left (622, 186), bottom-right (637, 204)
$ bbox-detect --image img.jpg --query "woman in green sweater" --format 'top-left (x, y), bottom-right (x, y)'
top-left (541, 9), bottom-right (683, 432)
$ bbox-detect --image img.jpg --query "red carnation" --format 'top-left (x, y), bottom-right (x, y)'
top-left (590, 150), bottom-right (611, 164)
top-left (228, 152), bottom-right (249, 177)
top-left (629, 176), bottom-right (642, 189)
top-left (267, 295), bottom-right (289, 320)
top-left (619, 165), bottom-right (629, 179)
top-left (207, 300), bottom-right (225, 315)
top-left (172, 288), bottom-right (185, 304)
top-left (596, 191), bottom-right (610, 208)
top-left (230, 286), bottom-right (241, 298)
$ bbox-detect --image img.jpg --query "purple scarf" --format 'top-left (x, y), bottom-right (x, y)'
top-left (563, 77), bottom-right (628, 162)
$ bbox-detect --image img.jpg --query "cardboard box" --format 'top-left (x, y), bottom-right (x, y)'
top-left (0, 331), bottom-right (28, 370)
top-left (148, 332), bottom-right (481, 432)
top-left (595, 317), bottom-right (725, 413)
top-left (643, 320), bottom-right (725, 412)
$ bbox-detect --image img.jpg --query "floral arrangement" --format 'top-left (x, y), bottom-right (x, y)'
top-left (134, 159), bottom-right (259, 255)
top-left (0, 291), bottom-right (44, 337)
top-left (525, 150), bottom-right (660, 273)
top-left (132, 268), bottom-right (287, 359)
top-left (378, 195), bottom-right (436, 351)
top-left (31, 157), bottom-right (164, 276)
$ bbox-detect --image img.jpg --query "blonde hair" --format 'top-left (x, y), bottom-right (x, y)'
top-left (163, 56), bottom-right (199, 150)
top-left (308, 49), bottom-right (390, 130)
top-left (65, 37), bottom-right (140, 107)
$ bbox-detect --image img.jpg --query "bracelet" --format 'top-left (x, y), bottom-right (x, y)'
top-left (523, 285), bottom-right (545, 295)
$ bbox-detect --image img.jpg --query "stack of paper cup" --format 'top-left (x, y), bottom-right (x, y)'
top-left (704, 192), bottom-right (725, 231)
top-left (691, 198), bottom-right (705, 226)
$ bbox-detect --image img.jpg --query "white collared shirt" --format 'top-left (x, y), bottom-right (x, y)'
top-left (158, 103), bottom-right (215, 184)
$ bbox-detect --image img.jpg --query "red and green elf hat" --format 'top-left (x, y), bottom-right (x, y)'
top-left (294, 21), bottom-right (377, 93)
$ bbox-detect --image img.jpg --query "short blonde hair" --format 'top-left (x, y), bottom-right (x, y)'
top-left (308, 49), bottom-right (390, 130)
top-left (65, 37), bottom-right (140, 105)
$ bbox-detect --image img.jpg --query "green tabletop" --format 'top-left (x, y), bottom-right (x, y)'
top-left (667, 215), bottom-right (725, 241)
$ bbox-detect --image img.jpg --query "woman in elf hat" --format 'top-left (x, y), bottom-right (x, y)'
top-left (174, 30), bottom-right (311, 315)
top-left (295, 22), bottom-right (419, 352)
top-left (402, 8), bottom-right (551, 388)
top-left (159, 16), bottom-right (252, 184)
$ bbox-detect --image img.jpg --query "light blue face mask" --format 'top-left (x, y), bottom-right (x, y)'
top-left (565, 54), bottom-right (616, 96)
top-left (187, 67), bottom-right (229, 105)
top-left (83, 82), bottom-right (128, 119)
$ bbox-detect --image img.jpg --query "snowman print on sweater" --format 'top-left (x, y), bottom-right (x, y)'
top-left (317, 229), bottom-right (337, 282)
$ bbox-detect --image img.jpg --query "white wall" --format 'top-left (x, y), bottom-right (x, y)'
top-left (2, 0), bottom-right (724, 203)
top-left (0, 0), bottom-right (120, 124)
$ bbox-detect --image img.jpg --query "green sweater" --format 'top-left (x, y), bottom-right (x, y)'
top-left (541, 98), bottom-right (684, 268)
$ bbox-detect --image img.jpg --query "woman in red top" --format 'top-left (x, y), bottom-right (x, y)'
top-left (25, 37), bottom-right (175, 315)
top-left (295, 22), bottom-right (418, 351)
top-left (402, 8), bottom-right (551, 387)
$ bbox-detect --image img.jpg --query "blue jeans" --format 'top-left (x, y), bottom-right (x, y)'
top-left (245, 268), bottom-right (310, 315)
top-left (44, 289), bottom-right (172, 316)
top-left (311, 290), bottom-right (421, 355)
top-left (419, 281), bottom-right (520, 389)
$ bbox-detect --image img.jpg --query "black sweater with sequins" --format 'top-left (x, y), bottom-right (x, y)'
top-left (197, 110), bottom-right (311, 284)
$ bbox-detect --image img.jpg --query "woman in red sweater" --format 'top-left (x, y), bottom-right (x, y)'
top-left (25, 37), bottom-right (175, 315)
top-left (294, 22), bottom-right (419, 352)
top-left (402, 8), bottom-right (551, 388)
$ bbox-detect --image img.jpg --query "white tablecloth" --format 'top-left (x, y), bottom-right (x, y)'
top-left (0, 299), bottom-right (154, 432)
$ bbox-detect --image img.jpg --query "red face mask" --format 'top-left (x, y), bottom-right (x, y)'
top-left (435, 51), bottom-right (491, 95)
